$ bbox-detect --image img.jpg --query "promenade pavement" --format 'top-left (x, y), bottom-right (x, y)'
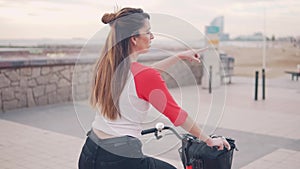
top-left (0, 75), bottom-right (299, 169)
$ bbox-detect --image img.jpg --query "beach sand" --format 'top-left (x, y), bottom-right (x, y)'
top-left (219, 42), bottom-right (300, 78)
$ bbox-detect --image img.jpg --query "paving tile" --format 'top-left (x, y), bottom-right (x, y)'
top-left (241, 149), bottom-right (300, 169)
top-left (0, 119), bottom-right (83, 169)
top-left (0, 76), bottom-right (299, 168)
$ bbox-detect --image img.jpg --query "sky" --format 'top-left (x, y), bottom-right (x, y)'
top-left (0, 0), bottom-right (299, 39)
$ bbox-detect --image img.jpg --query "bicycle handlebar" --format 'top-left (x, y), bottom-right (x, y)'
top-left (141, 128), bottom-right (157, 135)
top-left (141, 126), bottom-right (183, 140)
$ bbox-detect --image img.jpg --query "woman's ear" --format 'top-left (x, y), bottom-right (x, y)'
top-left (130, 36), bottom-right (137, 46)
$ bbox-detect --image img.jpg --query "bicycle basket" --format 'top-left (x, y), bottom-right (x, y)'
top-left (179, 134), bottom-right (236, 169)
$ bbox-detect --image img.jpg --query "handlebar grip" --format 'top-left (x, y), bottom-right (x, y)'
top-left (141, 128), bottom-right (157, 135)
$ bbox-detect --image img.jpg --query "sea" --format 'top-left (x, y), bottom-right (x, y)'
top-left (0, 38), bottom-right (271, 48)
top-left (0, 38), bottom-right (87, 47)
top-left (0, 38), bottom-right (279, 60)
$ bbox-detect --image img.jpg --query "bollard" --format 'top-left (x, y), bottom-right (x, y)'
top-left (209, 65), bottom-right (212, 94)
top-left (262, 69), bottom-right (265, 100)
top-left (254, 71), bottom-right (259, 101)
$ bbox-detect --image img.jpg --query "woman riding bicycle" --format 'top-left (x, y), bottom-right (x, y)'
top-left (78, 7), bottom-right (230, 169)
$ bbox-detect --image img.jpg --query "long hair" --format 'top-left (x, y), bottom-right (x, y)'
top-left (90, 8), bottom-right (150, 120)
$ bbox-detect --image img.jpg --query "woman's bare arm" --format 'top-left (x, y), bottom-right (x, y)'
top-left (180, 116), bottom-right (231, 150)
top-left (151, 48), bottom-right (207, 71)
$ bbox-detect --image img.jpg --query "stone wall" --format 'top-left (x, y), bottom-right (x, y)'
top-left (0, 63), bottom-right (93, 112)
top-left (0, 58), bottom-right (202, 112)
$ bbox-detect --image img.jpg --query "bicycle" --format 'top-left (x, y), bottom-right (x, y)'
top-left (141, 123), bottom-right (237, 169)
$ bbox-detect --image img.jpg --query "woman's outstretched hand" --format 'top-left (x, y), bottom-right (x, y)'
top-left (176, 47), bottom-right (208, 63)
top-left (205, 137), bottom-right (231, 151)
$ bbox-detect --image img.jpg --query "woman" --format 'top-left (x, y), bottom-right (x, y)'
top-left (78, 7), bottom-right (230, 169)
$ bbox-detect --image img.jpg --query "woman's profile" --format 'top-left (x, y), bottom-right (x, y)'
top-left (78, 7), bottom-right (230, 169)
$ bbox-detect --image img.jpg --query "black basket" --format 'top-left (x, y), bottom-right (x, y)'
top-left (179, 134), bottom-right (236, 169)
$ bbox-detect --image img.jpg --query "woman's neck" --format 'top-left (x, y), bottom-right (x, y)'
top-left (129, 52), bottom-right (139, 62)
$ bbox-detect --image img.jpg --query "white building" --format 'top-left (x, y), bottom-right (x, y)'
top-left (210, 16), bottom-right (230, 41)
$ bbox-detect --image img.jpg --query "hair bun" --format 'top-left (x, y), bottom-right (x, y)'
top-left (102, 13), bottom-right (116, 24)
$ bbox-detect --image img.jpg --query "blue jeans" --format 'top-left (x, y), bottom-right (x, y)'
top-left (78, 130), bottom-right (176, 169)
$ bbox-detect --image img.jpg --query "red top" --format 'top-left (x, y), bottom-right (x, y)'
top-left (131, 62), bottom-right (188, 126)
